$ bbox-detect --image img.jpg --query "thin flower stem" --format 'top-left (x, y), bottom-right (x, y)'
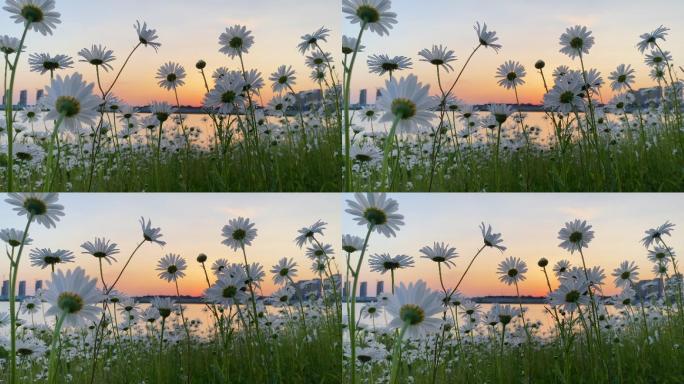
top-left (343, 23), bottom-right (366, 191)
top-left (47, 312), bottom-right (67, 384)
top-left (349, 225), bottom-right (373, 384)
top-left (4, 23), bottom-right (29, 193)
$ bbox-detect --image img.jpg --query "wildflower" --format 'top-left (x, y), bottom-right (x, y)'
top-left (612, 261), bottom-right (639, 288)
top-left (376, 74), bottom-right (432, 132)
top-left (641, 221), bottom-right (675, 248)
top-left (298, 26), bottom-right (330, 54)
top-left (78, 44), bottom-right (115, 72)
top-left (269, 65), bottom-right (297, 93)
top-left (28, 52), bottom-right (73, 74)
top-left (342, 0), bottom-right (398, 37)
top-left (553, 260), bottom-right (571, 278)
top-left (367, 54), bottom-right (412, 76)
top-left (608, 64), bottom-right (636, 92)
top-left (221, 217), bottom-right (257, 251)
top-left (43, 73), bottom-right (100, 132)
top-left (345, 193), bottom-right (404, 237)
top-left (342, 234), bottom-right (366, 253)
top-left (156, 62), bottom-right (186, 90)
top-left (294, 220), bottom-right (327, 248)
top-left (5, 193), bottom-right (64, 229)
top-left (140, 217), bottom-right (166, 246)
top-left (43, 267), bottom-right (102, 327)
top-left (204, 274), bottom-right (246, 307)
top-left (134, 20), bottom-right (161, 51)
top-left (480, 222), bottom-right (506, 252)
top-left (474, 22), bottom-right (502, 52)
top-left (559, 25), bottom-right (595, 59)
top-left (29, 248), bottom-right (74, 269)
top-left (271, 257), bottom-right (298, 285)
top-left (548, 279), bottom-right (590, 312)
top-left (385, 280), bottom-right (443, 339)
top-left (203, 77), bottom-right (245, 114)
top-left (81, 238), bottom-right (120, 265)
top-left (0, 34), bottom-right (23, 54)
top-left (558, 219), bottom-right (594, 254)
top-left (4, 0), bottom-right (61, 35)
top-left (489, 104), bottom-right (512, 124)
top-left (219, 25), bottom-right (254, 58)
top-left (419, 242), bottom-right (458, 268)
top-left (497, 256), bottom-right (528, 286)
top-left (342, 35), bottom-right (365, 55)
top-left (151, 297), bottom-right (175, 318)
top-left (368, 253), bottom-right (414, 274)
top-left (418, 44), bottom-right (457, 72)
top-left (0, 228), bottom-right (32, 247)
top-left (156, 253), bottom-right (187, 282)
top-left (637, 25), bottom-right (669, 53)
top-left (495, 60), bottom-right (526, 89)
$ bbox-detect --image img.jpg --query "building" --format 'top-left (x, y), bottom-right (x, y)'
top-left (359, 281), bottom-right (368, 298)
top-left (359, 89), bottom-right (368, 106)
top-left (19, 90), bottom-right (28, 107)
top-left (18, 281), bottom-right (26, 298)
top-left (36, 89), bottom-right (44, 103)
top-left (35, 279), bottom-right (43, 294)
top-left (295, 89), bottom-right (323, 109)
top-left (376, 281), bottom-right (384, 297)
top-left (635, 278), bottom-right (663, 301)
top-left (1, 280), bottom-right (8, 299)
top-left (375, 89), bottom-right (382, 102)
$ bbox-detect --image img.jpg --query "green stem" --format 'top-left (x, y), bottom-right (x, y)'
top-left (47, 312), bottom-right (67, 384)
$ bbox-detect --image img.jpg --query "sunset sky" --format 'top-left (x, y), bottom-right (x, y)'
top-left (4, 0), bottom-right (339, 106)
top-left (344, 0), bottom-right (684, 104)
top-left (342, 193), bottom-right (684, 297)
top-left (1, 194), bottom-right (341, 297)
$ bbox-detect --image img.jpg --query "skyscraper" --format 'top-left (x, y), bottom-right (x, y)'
top-left (359, 89), bottom-right (367, 106)
top-left (35, 280), bottom-right (43, 294)
top-left (19, 90), bottom-right (28, 107)
top-left (376, 281), bottom-right (384, 296)
top-left (376, 88), bottom-right (382, 101)
top-left (36, 89), bottom-right (44, 103)
top-left (18, 281), bottom-right (26, 298)
top-left (359, 281), bottom-right (367, 298)
top-left (1, 280), bottom-right (9, 299)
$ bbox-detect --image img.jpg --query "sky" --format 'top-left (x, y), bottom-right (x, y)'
top-left (3, 0), bottom-right (339, 106)
top-left (342, 193), bottom-right (684, 297)
top-left (344, 0), bottom-right (684, 104)
top-left (0, 193), bottom-right (341, 297)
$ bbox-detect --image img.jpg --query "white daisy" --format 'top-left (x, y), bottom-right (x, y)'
top-left (637, 25), bottom-right (669, 54)
top-left (342, 234), bottom-right (365, 253)
top-left (156, 62), bottom-right (186, 90)
top-left (140, 217), bottom-right (166, 246)
top-left (385, 280), bottom-right (443, 339)
top-left (376, 74), bottom-right (432, 133)
top-left (497, 256), bottom-right (528, 286)
top-left (134, 20), bottom-right (161, 51)
top-left (156, 253), bottom-right (187, 282)
top-left (221, 217), bottom-right (257, 251)
top-left (612, 261), bottom-right (639, 288)
top-left (28, 52), bottom-right (73, 75)
top-left (219, 25), bottom-right (254, 58)
top-left (474, 22), bottom-right (501, 53)
top-left (559, 25), bottom-right (595, 59)
top-left (496, 60), bottom-right (526, 90)
top-left (271, 257), bottom-right (298, 286)
top-left (81, 237), bottom-right (120, 265)
top-left (418, 44), bottom-right (457, 72)
top-left (43, 73), bottom-right (100, 132)
top-left (480, 222), bottom-right (506, 252)
top-left (29, 248), bottom-right (74, 269)
top-left (641, 221), bottom-right (675, 248)
top-left (557, 219), bottom-right (594, 254)
top-left (3, 0), bottom-right (61, 36)
top-left (269, 65), bottom-right (297, 93)
top-left (367, 54), bottom-right (412, 76)
top-left (295, 220), bottom-right (327, 248)
top-left (368, 253), bottom-right (413, 274)
top-left (608, 64), bottom-right (636, 92)
top-left (342, 0), bottom-right (397, 37)
top-left (204, 274), bottom-right (246, 307)
top-left (43, 267), bottom-right (102, 328)
top-left (78, 44), bottom-right (115, 72)
top-left (5, 193), bottom-right (64, 229)
top-left (419, 242), bottom-right (458, 268)
top-left (203, 77), bottom-right (245, 115)
top-left (0, 34), bottom-right (23, 54)
top-left (342, 35), bottom-right (365, 55)
top-left (548, 279), bottom-right (589, 313)
top-left (544, 79), bottom-right (584, 114)
top-left (345, 193), bottom-right (404, 237)
top-left (0, 228), bottom-right (32, 247)
top-left (298, 26), bottom-right (330, 54)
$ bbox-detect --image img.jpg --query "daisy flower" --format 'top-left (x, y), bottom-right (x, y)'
top-left (385, 280), bottom-right (443, 339)
top-left (210, 258), bottom-right (230, 275)
top-left (5, 193), bottom-right (64, 229)
top-left (345, 193), bottom-right (404, 237)
top-left (497, 256), bottom-right (528, 286)
top-left (559, 25), bottom-right (595, 59)
top-left (361, 302), bottom-right (382, 319)
top-left (203, 77), bottom-right (245, 115)
top-left (78, 44), bottom-right (115, 72)
top-left (29, 248), bottom-right (74, 269)
top-left (557, 219), bottom-right (594, 254)
top-left (548, 279), bottom-right (589, 312)
top-left (489, 104), bottom-right (512, 124)
top-left (612, 261), bottom-right (639, 288)
top-left (544, 79), bottom-right (584, 113)
top-left (149, 101), bottom-right (175, 123)
top-left (644, 50), bottom-right (672, 67)
top-left (43, 267), bottom-right (102, 328)
top-left (156, 253), bottom-right (187, 282)
top-left (219, 25), bottom-right (254, 58)
top-left (480, 222), bottom-right (506, 252)
top-left (376, 74), bottom-right (432, 133)
top-left (608, 64), bottom-right (636, 92)
top-left (269, 65), bottom-right (297, 93)
top-left (419, 242), bottom-right (458, 268)
top-left (295, 220), bottom-right (327, 248)
top-left (28, 52), bottom-right (73, 75)
top-left (298, 26), bottom-right (330, 54)
top-left (21, 296), bottom-right (41, 315)
top-left (367, 54), bottom-right (412, 76)
top-left (342, 0), bottom-right (397, 37)
top-left (140, 217), bottom-right (166, 246)
top-left (368, 253), bottom-right (414, 274)
top-left (641, 221), bottom-right (675, 248)
top-left (151, 297), bottom-right (175, 318)
top-left (204, 274), bottom-right (246, 307)
top-left (306, 243), bottom-right (334, 260)
top-left (495, 60), bottom-right (526, 89)
top-left (134, 20), bottom-right (161, 51)
top-left (271, 257), bottom-right (298, 285)
top-left (637, 25), bottom-right (669, 53)
top-left (0, 228), bottom-right (32, 247)
top-left (493, 304), bottom-right (520, 326)
top-left (418, 44), bottom-right (457, 72)
top-left (647, 246), bottom-right (671, 264)
top-left (156, 62), bottom-right (186, 90)
top-left (305, 51), bottom-right (333, 69)
top-left (143, 306), bottom-right (161, 322)
top-left (81, 237), bottom-right (120, 265)
top-left (351, 142), bottom-right (382, 164)
top-left (221, 217), bottom-right (257, 251)
top-left (474, 22), bottom-right (502, 52)
top-left (43, 73), bottom-right (100, 132)
top-left (342, 35), bottom-right (365, 55)
top-left (4, 0), bottom-right (61, 36)
top-left (342, 234), bottom-right (365, 253)
top-left (0, 34), bottom-right (23, 54)
top-left (553, 259), bottom-right (571, 278)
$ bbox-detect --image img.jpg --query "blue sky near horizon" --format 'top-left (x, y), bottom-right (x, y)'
top-left (3, 0), bottom-right (339, 106)
top-left (342, 193), bottom-right (684, 297)
top-left (0, 193), bottom-right (341, 296)
top-left (344, 0), bottom-right (684, 104)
